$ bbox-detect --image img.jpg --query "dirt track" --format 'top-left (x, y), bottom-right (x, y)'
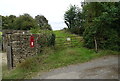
top-left (34, 55), bottom-right (119, 79)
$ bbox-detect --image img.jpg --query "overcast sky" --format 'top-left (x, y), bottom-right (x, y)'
top-left (0, 0), bottom-right (83, 30)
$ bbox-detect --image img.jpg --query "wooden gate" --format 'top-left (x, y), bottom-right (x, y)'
top-left (55, 36), bottom-right (83, 47)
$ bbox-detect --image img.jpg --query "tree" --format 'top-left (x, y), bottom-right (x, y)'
top-left (64, 5), bottom-right (83, 34)
top-left (82, 2), bottom-right (120, 51)
top-left (14, 13), bottom-right (37, 30)
top-left (2, 14), bottom-right (53, 31)
top-left (8, 15), bottom-right (16, 29)
top-left (35, 15), bottom-right (52, 30)
top-left (2, 15), bottom-right (16, 29)
top-left (64, 5), bottom-right (76, 29)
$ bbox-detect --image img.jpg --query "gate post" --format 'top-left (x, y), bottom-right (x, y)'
top-left (6, 34), bottom-right (13, 70)
top-left (7, 45), bottom-right (13, 70)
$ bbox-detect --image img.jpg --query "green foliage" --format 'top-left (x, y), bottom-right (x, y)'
top-left (2, 15), bottom-right (16, 29)
top-left (37, 32), bottom-right (55, 47)
top-left (30, 29), bottom-right (55, 47)
top-left (35, 15), bottom-right (52, 30)
top-left (14, 14), bottom-right (38, 30)
top-left (40, 24), bottom-right (52, 30)
top-left (1, 14), bottom-right (52, 30)
top-left (82, 2), bottom-right (120, 51)
top-left (35, 15), bottom-right (48, 26)
top-left (64, 5), bottom-right (83, 35)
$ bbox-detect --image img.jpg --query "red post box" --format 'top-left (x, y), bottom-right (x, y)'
top-left (30, 35), bottom-right (34, 48)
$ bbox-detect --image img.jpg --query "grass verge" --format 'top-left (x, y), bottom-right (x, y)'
top-left (3, 47), bottom-right (120, 79)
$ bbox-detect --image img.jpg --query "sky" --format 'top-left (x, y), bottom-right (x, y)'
top-left (0, 0), bottom-right (83, 30)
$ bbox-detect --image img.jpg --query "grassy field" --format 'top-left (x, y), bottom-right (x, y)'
top-left (2, 30), bottom-right (120, 79)
top-left (54, 30), bottom-right (76, 37)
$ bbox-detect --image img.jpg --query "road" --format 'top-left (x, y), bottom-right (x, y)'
top-left (34, 55), bottom-right (119, 79)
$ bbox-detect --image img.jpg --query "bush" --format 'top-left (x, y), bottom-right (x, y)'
top-left (30, 29), bottom-right (55, 48)
top-left (82, 2), bottom-right (120, 51)
top-left (83, 25), bottom-right (120, 51)
top-left (13, 14), bottom-right (38, 30)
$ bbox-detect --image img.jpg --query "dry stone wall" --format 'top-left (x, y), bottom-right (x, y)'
top-left (11, 34), bottom-right (42, 67)
top-left (2, 30), bottom-right (41, 68)
top-left (2, 30), bottom-right (55, 68)
top-left (2, 30), bottom-right (30, 52)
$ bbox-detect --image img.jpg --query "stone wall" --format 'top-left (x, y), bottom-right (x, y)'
top-left (2, 30), bottom-right (40, 68)
top-left (2, 30), bottom-right (55, 68)
top-left (2, 30), bottom-right (30, 52)
top-left (11, 34), bottom-right (42, 67)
